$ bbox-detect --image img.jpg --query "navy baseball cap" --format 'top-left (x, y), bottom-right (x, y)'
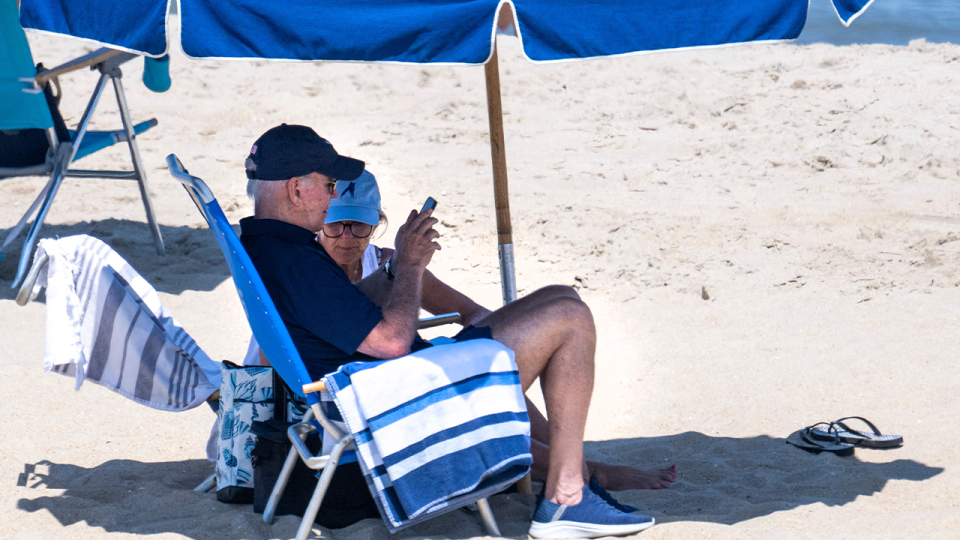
top-left (245, 124), bottom-right (365, 181)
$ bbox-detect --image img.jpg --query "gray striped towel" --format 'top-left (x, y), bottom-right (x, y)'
top-left (35, 235), bottom-right (220, 411)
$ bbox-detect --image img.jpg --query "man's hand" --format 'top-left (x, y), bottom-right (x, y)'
top-left (393, 208), bottom-right (440, 272)
top-left (356, 208), bottom-right (438, 359)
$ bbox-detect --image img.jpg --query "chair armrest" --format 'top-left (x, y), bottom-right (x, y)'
top-left (299, 313), bottom-right (462, 393)
top-left (35, 48), bottom-right (124, 85)
top-left (418, 312), bottom-right (461, 329)
top-left (302, 381), bottom-right (327, 394)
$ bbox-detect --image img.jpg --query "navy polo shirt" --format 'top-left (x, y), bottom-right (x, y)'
top-left (239, 217), bottom-right (394, 380)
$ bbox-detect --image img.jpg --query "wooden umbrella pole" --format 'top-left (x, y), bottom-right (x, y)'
top-left (485, 41), bottom-right (531, 495)
top-left (484, 44), bottom-right (518, 306)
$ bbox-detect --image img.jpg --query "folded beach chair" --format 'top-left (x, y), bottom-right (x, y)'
top-left (15, 234), bottom-right (221, 409)
top-left (166, 155), bottom-right (524, 539)
top-left (1, 0), bottom-right (167, 288)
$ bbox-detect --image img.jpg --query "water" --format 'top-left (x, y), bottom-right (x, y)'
top-left (796, 0), bottom-right (960, 45)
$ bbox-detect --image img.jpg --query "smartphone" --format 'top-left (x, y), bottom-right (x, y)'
top-left (420, 197), bottom-right (438, 213)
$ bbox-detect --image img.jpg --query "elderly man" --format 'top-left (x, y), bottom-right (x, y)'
top-left (240, 124), bottom-right (656, 538)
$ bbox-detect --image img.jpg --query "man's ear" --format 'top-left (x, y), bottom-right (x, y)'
top-left (285, 176), bottom-right (303, 208)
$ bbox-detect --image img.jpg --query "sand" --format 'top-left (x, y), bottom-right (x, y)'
top-left (2, 21), bottom-right (959, 540)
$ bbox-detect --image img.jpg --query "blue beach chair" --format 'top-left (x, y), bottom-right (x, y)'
top-left (1, 1), bottom-right (168, 288)
top-left (165, 155), bottom-right (499, 539)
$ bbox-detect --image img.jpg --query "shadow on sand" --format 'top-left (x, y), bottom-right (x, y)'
top-left (15, 432), bottom-right (942, 539)
top-left (0, 219), bottom-right (232, 301)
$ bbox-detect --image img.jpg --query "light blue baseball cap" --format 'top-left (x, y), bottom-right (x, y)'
top-left (326, 170), bottom-right (382, 225)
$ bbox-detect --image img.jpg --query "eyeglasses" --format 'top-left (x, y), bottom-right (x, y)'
top-left (322, 221), bottom-right (374, 238)
top-left (299, 176), bottom-right (338, 195)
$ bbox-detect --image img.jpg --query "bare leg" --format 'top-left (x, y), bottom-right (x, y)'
top-left (529, 409), bottom-right (677, 491)
top-left (472, 285), bottom-right (582, 329)
top-left (485, 287), bottom-right (596, 506)
top-left (508, 297), bottom-right (677, 493)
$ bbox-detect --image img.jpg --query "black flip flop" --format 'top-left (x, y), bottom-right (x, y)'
top-left (809, 416), bottom-right (903, 449)
top-left (786, 423), bottom-right (856, 457)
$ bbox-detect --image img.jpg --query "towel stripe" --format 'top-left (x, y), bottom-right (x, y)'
top-left (85, 277), bottom-right (126, 381)
top-left (366, 371), bottom-right (520, 431)
top-left (387, 421), bottom-right (531, 480)
top-left (135, 324), bottom-right (166, 401)
top-left (382, 411), bottom-right (529, 467)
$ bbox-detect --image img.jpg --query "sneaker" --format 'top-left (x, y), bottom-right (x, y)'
top-left (529, 485), bottom-right (655, 538)
top-left (589, 475), bottom-right (639, 513)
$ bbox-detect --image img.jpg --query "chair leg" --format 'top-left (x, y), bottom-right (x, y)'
top-left (262, 444), bottom-right (301, 524)
top-left (9, 145), bottom-right (71, 289)
top-left (475, 498), bottom-right (501, 537)
top-left (295, 452), bottom-right (342, 540)
top-left (7, 73), bottom-right (107, 288)
top-left (0, 176), bottom-right (53, 254)
top-left (193, 472), bottom-right (216, 493)
top-left (293, 434), bottom-right (353, 540)
top-left (110, 75), bottom-right (164, 256)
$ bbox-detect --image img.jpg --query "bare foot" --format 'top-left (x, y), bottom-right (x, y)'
top-left (589, 462), bottom-right (677, 491)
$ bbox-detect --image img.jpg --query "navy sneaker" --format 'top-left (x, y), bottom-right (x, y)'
top-left (589, 475), bottom-right (639, 513)
top-left (529, 485), bottom-right (655, 538)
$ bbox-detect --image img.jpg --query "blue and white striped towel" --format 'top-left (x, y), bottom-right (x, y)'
top-left (322, 338), bottom-right (532, 532)
top-left (34, 235), bottom-right (220, 411)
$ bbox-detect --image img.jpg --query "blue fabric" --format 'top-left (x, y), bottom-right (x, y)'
top-left (832, 0), bottom-right (874, 25)
top-left (19, 0), bottom-right (168, 57)
top-left (71, 120), bottom-right (156, 161)
top-left (513, 0), bottom-right (808, 61)
top-left (18, 0), bottom-right (873, 63)
top-left (181, 0), bottom-right (499, 63)
top-left (239, 217), bottom-right (396, 381)
top-left (0, 0), bottom-right (52, 130)
top-left (142, 55), bottom-right (171, 93)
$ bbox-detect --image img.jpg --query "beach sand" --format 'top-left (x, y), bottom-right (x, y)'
top-left (2, 24), bottom-right (958, 540)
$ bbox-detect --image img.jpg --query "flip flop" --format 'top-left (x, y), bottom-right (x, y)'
top-left (809, 416), bottom-right (903, 449)
top-left (786, 424), bottom-right (856, 457)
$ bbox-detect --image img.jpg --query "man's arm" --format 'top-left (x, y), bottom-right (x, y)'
top-left (355, 209), bottom-right (439, 359)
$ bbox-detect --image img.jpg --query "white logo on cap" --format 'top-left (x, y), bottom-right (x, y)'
top-left (251, 144), bottom-right (258, 154)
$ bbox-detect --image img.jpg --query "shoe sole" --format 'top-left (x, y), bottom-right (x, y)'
top-left (529, 518), bottom-right (655, 539)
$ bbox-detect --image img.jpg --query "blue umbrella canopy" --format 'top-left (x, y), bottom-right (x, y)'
top-left (20, 0), bottom-right (871, 63)
top-left (17, 0), bottom-right (872, 304)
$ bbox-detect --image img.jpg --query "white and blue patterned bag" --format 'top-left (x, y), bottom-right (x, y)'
top-left (216, 361), bottom-right (278, 502)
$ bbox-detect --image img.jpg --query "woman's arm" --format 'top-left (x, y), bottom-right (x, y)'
top-left (378, 247), bottom-right (492, 327)
top-left (421, 270), bottom-right (492, 327)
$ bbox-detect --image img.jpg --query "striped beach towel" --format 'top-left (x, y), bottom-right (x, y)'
top-left (322, 339), bottom-right (532, 532)
top-left (34, 235), bottom-right (220, 411)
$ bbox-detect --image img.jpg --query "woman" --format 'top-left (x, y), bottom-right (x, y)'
top-left (317, 170), bottom-right (492, 327)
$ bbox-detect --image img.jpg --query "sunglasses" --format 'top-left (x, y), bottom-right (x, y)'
top-left (322, 221), bottom-right (374, 238)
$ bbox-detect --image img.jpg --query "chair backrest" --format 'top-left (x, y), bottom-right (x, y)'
top-left (0, 0), bottom-right (53, 131)
top-left (166, 154), bottom-right (319, 405)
